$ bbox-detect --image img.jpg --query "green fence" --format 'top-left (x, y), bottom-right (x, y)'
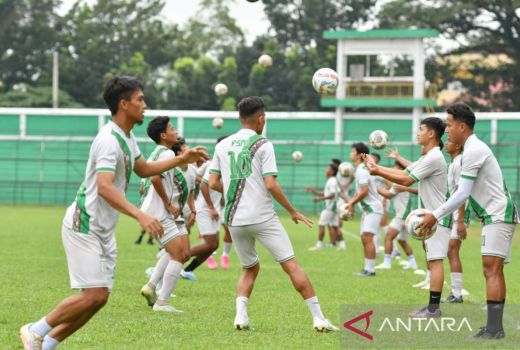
top-left (0, 108), bottom-right (519, 213)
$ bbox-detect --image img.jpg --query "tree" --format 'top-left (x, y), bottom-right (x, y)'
top-left (378, 0), bottom-right (520, 110)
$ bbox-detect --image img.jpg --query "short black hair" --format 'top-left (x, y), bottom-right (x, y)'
top-left (237, 96), bottom-right (265, 118)
top-left (394, 160), bottom-right (405, 169)
top-left (371, 153), bottom-right (381, 163)
top-left (171, 137), bottom-right (186, 155)
top-left (329, 163), bottom-right (338, 177)
top-left (446, 103), bottom-right (476, 130)
top-left (216, 135), bottom-right (228, 144)
top-left (420, 117), bottom-right (445, 150)
top-left (103, 76), bottom-right (143, 115)
top-left (352, 142), bottom-right (370, 155)
top-left (147, 116), bottom-right (170, 144)
top-left (331, 158), bottom-right (341, 166)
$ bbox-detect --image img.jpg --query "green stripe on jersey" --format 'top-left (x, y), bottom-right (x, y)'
top-left (503, 181), bottom-right (517, 223)
top-left (209, 169), bottom-right (221, 174)
top-left (469, 196), bottom-right (492, 225)
top-left (460, 174), bottom-right (476, 180)
top-left (262, 172), bottom-right (278, 177)
top-left (76, 182), bottom-right (90, 233)
top-left (174, 169), bottom-right (189, 209)
top-left (360, 200), bottom-right (373, 213)
top-left (111, 130), bottom-right (132, 191)
top-left (401, 196), bottom-right (413, 220)
top-left (96, 167), bottom-right (116, 173)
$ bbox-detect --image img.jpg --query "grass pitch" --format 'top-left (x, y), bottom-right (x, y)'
top-left (1, 205), bottom-right (519, 349)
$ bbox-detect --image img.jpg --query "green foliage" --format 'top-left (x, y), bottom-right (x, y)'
top-left (0, 85), bottom-right (82, 107)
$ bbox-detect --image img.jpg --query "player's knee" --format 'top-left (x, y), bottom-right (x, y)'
top-left (209, 239), bottom-right (219, 252)
top-left (84, 289), bottom-right (109, 309)
top-left (180, 249), bottom-right (191, 263)
top-left (482, 264), bottom-right (500, 279)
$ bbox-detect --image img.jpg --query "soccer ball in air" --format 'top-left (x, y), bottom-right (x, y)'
top-left (404, 209), bottom-right (437, 240)
top-left (338, 162), bottom-right (354, 178)
top-left (369, 130), bottom-right (388, 150)
top-left (312, 68), bottom-right (338, 95)
top-left (258, 54), bottom-right (273, 68)
top-left (212, 117), bottom-right (224, 129)
top-left (214, 83), bottom-right (228, 96)
top-left (292, 151), bottom-right (303, 162)
top-left (338, 203), bottom-right (353, 221)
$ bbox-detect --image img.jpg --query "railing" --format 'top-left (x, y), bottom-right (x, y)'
top-left (345, 81), bottom-right (437, 99)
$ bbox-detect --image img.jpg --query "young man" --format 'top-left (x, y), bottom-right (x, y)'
top-left (419, 104), bottom-right (518, 338)
top-left (441, 140), bottom-right (470, 303)
top-left (135, 180), bottom-right (154, 245)
top-left (209, 96), bottom-right (338, 332)
top-left (365, 117), bottom-right (451, 317)
top-left (375, 161), bottom-right (418, 270)
top-left (19, 76), bottom-right (208, 350)
top-left (306, 163), bottom-right (345, 251)
top-left (332, 158), bottom-right (350, 251)
top-left (345, 143), bottom-right (383, 276)
top-left (371, 153), bottom-right (388, 254)
top-left (139, 126), bottom-right (193, 313)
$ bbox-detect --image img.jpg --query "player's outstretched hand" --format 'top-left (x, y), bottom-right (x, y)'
top-left (181, 146), bottom-right (209, 164)
top-left (386, 147), bottom-right (400, 159)
top-left (137, 212), bottom-right (164, 239)
top-left (291, 211), bottom-right (313, 228)
top-left (362, 153), bottom-right (377, 174)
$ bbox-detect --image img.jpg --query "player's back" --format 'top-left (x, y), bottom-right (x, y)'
top-left (210, 128), bottom-right (277, 226)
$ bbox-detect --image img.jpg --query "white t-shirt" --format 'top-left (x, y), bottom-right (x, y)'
top-left (178, 164), bottom-right (197, 218)
top-left (63, 121), bottom-right (142, 240)
top-left (210, 128), bottom-right (277, 226)
top-left (195, 164), bottom-right (223, 214)
top-left (354, 163), bottom-right (383, 214)
top-left (140, 145), bottom-right (169, 204)
top-left (460, 134), bottom-right (518, 225)
top-left (391, 188), bottom-right (412, 220)
top-left (406, 146), bottom-right (451, 227)
top-left (323, 177), bottom-right (339, 211)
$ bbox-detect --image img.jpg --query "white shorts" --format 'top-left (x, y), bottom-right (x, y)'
top-left (62, 225), bottom-right (116, 291)
top-left (389, 217), bottom-right (407, 241)
top-left (481, 223), bottom-right (515, 264)
top-left (159, 218), bottom-right (185, 247)
top-left (424, 225), bottom-right (451, 261)
top-left (229, 215), bottom-right (295, 268)
top-left (360, 212), bottom-right (383, 235)
top-left (196, 210), bottom-right (220, 235)
top-left (319, 210), bottom-right (339, 227)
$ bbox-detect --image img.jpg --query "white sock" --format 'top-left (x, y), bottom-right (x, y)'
top-left (236, 296), bottom-right (249, 318)
top-left (29, 317), bottom-right (52, 336)
top-left (338, 240), bottom-right (346, 248)
top-left (42, 335), bottom-right (60, 350)
top-left (316, 241), bottom-right (323, 248)
top-left (149, 251), bottom-right (170, 288)
top-left (158, 260), bottom-right (183, 303)
top-left (451, 272), bottom-right (463, 298)
top-left (365, 258), bottom-right (375, 272)
top-left (222, 242), bottom-right (232, 257)
top-left (305, 296), bottom-right (325, 321)
top-left (408, 255), bottom-right (417, 267)
top-left (426, 269), bottom-right (431, 283)
top-left (383, 254), bottom-right (391, 266)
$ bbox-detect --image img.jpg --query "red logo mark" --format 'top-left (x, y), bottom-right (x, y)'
top-left (343, 310), bottom-right (374, 340)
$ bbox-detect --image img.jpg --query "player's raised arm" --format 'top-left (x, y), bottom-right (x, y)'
top-left (363, 154), bottom-right (415, 186)
top-left (134, 146), bottom-right (209, 178)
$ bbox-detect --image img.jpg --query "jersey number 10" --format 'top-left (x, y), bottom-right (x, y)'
top-left (228, 150), bottom-right (252, 180)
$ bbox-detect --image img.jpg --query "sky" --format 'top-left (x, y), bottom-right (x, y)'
top-left (59, 0), bottom-right (271, 44)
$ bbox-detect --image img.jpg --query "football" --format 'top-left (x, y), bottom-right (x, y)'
top-left (258, 54), bottom-right (273, 68)
top-left (214, 83), bottom-right (228, 96)
top-left (292, 150), bottom-right (303, 161)
top-left (338, 203), bottom-right (353, 221)
top-left (338, 162), bottom-right (354, 178)
top-left (312, 68), bottom-right (338, 95)
top-left (369, 130), bottom-right (388, 150)
top-left (212, 117), bottom-right (224, 129)
top-left (404, 208), bottom-right (437, 240)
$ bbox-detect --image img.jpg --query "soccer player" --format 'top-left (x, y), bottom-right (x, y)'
top-left (208, 96), bottom-right (338, 332)
top-left (332, 158), bottom-right (350, 250)
top-left (19, 76), bottom-right (208, 350)
top-left (345, 143), bottom-right (383, 276)
top-left (418, 104), bottom-right (518, 338)
top-left (371, 153), bottom-right (388, 255)
top-left (140, 131), bottom-right (195, 313)
top-left (441, 140), bottom-right (470, 303)
top-left (364, 117), bottom-right (451, 317)
top-left (306, 163), bottom-right (345, 250)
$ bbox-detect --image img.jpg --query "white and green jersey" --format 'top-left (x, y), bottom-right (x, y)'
top-left (209, 128), bottom-right (278, 226)
top-left (323, 177), bottom-right (339, 211)
top-left (179, 164), bottom-right (197, 218)
top-left (195, 164), bottom-right (223, 214)
top-left (460, 134), bottom-right (518, 225)
top-left (391, 188), bottom-right (413, 220)
top-left (354, 163), bottom-right (383, 214)
top-left (63, 121), bottom-right (142, 238)
top-left (405, 146), bottom-right (451, 228)
top-left (140, 145), bottom-right (169, 204)
top-left (448, 153), bottom-right (470, 224)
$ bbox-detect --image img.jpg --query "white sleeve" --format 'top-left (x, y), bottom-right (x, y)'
top-left (460, 148), bottom-right (484, 180)
top-left (356, 168), bottom-right (369, 186)
top-left (260, 141), bottom-right (278, 177)
top-left (94, 137), bottom-right (119, 173)
top-left (406, 154), bottom-right (435, 182)
top-left (209, 147), bottom-right (221, 175)
top-left (433, 177), bottom-right (474, 219)
top-left (131, 135), bottom-right (142, 163)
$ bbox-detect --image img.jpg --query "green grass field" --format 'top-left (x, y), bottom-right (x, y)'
top-left (1, 205), bottom-right (519, 349)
